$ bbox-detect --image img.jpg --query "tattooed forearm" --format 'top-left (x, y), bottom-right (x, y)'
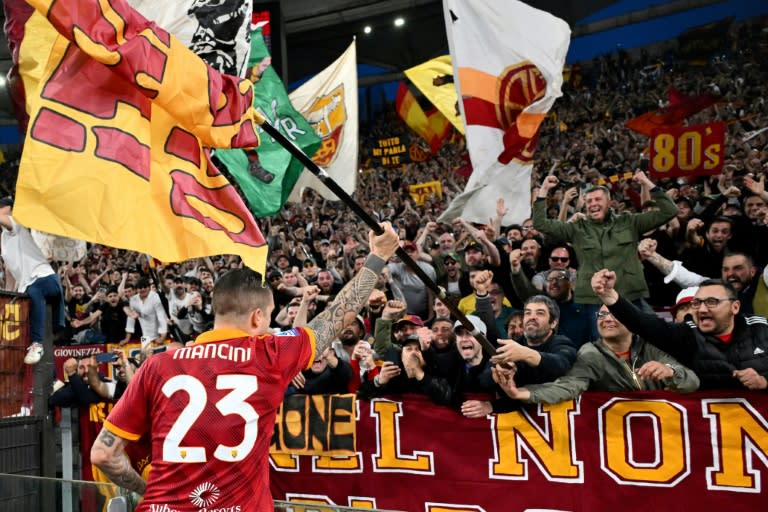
top-left (308, 258), bottom-right (381, 353)
top-left (91, 428), bottom-right (146, 495)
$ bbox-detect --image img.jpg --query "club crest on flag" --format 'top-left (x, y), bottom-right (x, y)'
top-left (305, 84), bottom-right (347, 167)
top-left (439, 0), bottom-right (570, 226)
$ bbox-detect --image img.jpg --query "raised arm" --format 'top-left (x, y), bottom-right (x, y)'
top-left (307, 223), bottom-right (400, 355)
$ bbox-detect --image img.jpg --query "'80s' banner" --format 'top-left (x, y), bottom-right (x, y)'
top-left (649, 121), bottom-right (725, 178)
top-left (270, 391), bottom-right (767, 512)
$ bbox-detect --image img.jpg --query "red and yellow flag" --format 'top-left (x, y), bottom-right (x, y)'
top-left (14, 0), bottom-right (268, 274)
top-left (395, 82), bottom-right (439, 153)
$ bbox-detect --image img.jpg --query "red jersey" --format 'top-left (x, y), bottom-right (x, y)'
top-left (105, 327), bottom-right (315, 512)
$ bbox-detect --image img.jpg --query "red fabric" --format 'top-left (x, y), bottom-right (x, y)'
top-left (1, 0), bottom-right (34, 133)
top-left (271, 391), bottom-right (766, 511)
top-left (347, 359), bottom-right (380, 393)
top-left (106, 328), bottom-right (314, 512)
top-left (625, 92), bottom-right (717, 137)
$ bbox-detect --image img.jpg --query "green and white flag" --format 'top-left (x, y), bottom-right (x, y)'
top-left (216, 27), bottom-right (321, 218)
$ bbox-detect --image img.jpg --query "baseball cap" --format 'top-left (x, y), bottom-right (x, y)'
top-left (393, 315), bottom-right (424, 329)
top-left (453, 315), bottom-right (487, 336)
top-left (465, 240), bottom-right (484, 252)
top-left (0, 196), bottom-right (13, 208)
top-left (399, 333), bottom-right (421, 347)
top-left (672, 287), bottom-right (698, 315)
top-left (443, 251), bottom-right (461, 263)
top-left (320, 239), bottom-right (330, 245)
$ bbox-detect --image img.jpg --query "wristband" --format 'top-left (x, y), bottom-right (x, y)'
top-left (363, 254), bottom-right (387, 274)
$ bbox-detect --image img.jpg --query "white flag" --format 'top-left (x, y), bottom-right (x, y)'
top-left (439, 0), bottom-right (570, 225)
top-left (128, 0), bottom-right (253, 77)
top-left (287, 41), bottom-right (358, 203)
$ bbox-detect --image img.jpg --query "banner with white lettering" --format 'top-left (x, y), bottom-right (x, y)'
top-left (270, 392), bottom-right (767, 511)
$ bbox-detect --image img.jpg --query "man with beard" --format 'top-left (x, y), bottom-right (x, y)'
top-left (533, 172), bottom-right (677, 332)
top-left (313, 268), bottom-right (344, 314)
top-left (640, 240), bottom-right (768, 317)
top-left (492, 303), bottom-right (699, 404)
top-left (332, 316), bottom-right (367, 362)
top-left (510, 253), bottom-right (592, 346)
top-left (78, 287), bottom-right (129, 343)
top-left (519, 239), bottom-right (544, 280)
top-left (166, 277), bottom-right (193, 342)
top-left (592, 269), bottom-right (768, 390)
top-left (430, 317), bottom-right (456, 353)
top-left (681, 216), bottom-right (733, 279)
top-left (490, 295), bottom-right (577, 387)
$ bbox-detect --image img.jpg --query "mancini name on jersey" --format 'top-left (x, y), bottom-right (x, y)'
top-left (173, 342), bottom-right (252, 363)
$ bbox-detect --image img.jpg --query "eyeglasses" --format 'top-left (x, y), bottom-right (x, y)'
top-left (596, 311), bottom-right (615, 318)
top-left (521, 226), bottom-right (533, 231)
top-left (690, 297), bottom-right (735, 308)
top-left (549, 257), bottom-right (569, 262)
top-left (546, 275), bottom-right (569, 283)
top-left (445, 260), bottom-right (458, 266)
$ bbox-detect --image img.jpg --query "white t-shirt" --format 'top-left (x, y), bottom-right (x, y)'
top-left (1, 216), bottom-right (55, 293)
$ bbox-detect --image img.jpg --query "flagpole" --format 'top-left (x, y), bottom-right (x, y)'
top-left (253, 113), bottom-right (499, 357)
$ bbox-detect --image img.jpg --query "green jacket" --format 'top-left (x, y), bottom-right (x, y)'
top-left (525, 336), bottom-right (700, 404)
top-left (532, 188), bottom-right (677, 304)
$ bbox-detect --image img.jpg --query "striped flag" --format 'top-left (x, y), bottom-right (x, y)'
top-left (395, 82), bottom-right (439, 153)
top-left (439, 0), bottom-right (569, 225)
top-left (405, 55), bottom-right (464, 134)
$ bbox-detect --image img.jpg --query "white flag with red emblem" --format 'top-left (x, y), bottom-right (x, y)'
top-left (439, 0), bottom-right (570, 225)
top-left (287, 41), bottom-right (358, 202)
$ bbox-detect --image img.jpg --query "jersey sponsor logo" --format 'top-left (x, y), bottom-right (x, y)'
top-left (189, 481), bottom-right (220, 508)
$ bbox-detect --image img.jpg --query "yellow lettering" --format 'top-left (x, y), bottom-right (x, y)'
top-left (491, 401), bottom-right (582, 481)
top-left (652, 133), bottom-right (675, 173)
top-left (677, 131), bottom-right (701, 171)
top-left (427, 506), bottom-right (486, 512)
top-left (269, 453), bottom-right (299, 471)
top-left (703, 143), bottom-right (721, 169)
top-left (600, 399), bottom-right (689, 486)
top-left (703, 399), bottom-right (768, 492)
top-left (349, 498), bottom-right (376, 509)
top-left (2, 303), bottom-right (21, 341)
top-left (371, 400), bottom-right (433, 473)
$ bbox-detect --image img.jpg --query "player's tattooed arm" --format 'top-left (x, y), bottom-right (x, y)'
top-left (308, 223), bottom-right (400, 355)
top-left (90, 427), bottom-right (146, 495)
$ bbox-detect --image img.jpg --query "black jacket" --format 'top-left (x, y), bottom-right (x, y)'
top-left (609, 296), bottom-right (768, 390)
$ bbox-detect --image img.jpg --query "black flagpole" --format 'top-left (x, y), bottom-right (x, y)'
top-left (253, 112), bottom-right (498, 357)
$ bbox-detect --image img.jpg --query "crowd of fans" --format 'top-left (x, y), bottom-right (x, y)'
top-left (3, 19), bottom-right (768, 414)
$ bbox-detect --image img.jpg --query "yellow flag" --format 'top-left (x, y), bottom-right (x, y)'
top-left (15, 0), bottom-right (267, 274)
top-left (405, 55), bottom-right (464, 134)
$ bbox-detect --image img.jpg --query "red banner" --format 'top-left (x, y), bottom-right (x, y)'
top-left (0, 293), bottom-right (30, 417)
top-left (649, 122), bottom-right (725, 178)
top-left (270, 392), bottom-right (766, 511)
